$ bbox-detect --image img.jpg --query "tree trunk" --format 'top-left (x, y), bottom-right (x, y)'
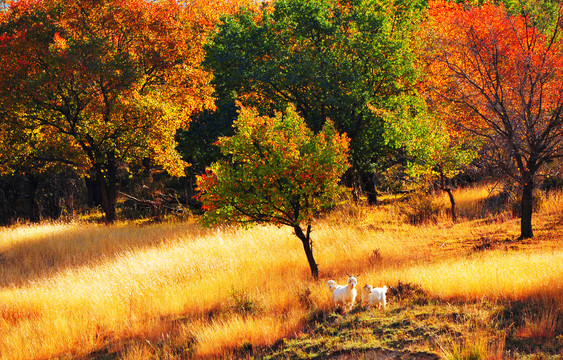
top-left (520, 180), bottom-right (534, 239)
top-left (361, 171), bottom-right (378, 205)
top-left (97, 173), bottom-right (116, 223)
top-left (96, 154), bottom-right (118, 223)
top-left (27, 175), bottom-right (40, 223)
top-left (445, 188), bottom-right (457, 223)
top-left (86, 176), bottom-right (103, 208)
top-left (27, 175), bottom-right (41, 222)
top-left (343, 168), bottom-right (378, 204)
top-left (440, 170), bottom-right (456, 222)
top-left (294, 224), bottom-right (319, 280)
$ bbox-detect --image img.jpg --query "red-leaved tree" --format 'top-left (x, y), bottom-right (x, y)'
top-left (425, 0), bottom-right (563, 238)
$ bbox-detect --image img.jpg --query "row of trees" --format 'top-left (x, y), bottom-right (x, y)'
top-left (1, 0), bottom-right (563, 249)
top-left (200, 0), bottom-right (563, 246)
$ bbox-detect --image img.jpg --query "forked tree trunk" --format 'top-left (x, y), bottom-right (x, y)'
top-left (520, 180), bottom-right (534, 239)
top-left (362, 171), bottom-right (378, 205)
top-left (294, 224), bottom-right (319, 280)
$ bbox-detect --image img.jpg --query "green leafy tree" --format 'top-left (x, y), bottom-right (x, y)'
top-left (382, 96), bottom-right (477, 221)
top-left (204, 0), bottom-right (423, 203)
top-left (196, 104), bottom-right (350, 279)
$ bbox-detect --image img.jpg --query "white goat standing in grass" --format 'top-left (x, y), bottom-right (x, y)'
top-left (361, 284), bottom-right (388, 310)
top-left (327, 274), bottom-right (359, 312)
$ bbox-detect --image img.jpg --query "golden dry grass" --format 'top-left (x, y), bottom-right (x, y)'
top-left (0, 185), bottom-right (561, 359)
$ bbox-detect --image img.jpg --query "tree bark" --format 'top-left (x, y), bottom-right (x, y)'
top-left (294, 224), bottom-right (319, 280)
top-left (362, 171), bottom-right (378, 205)
top-left (96, 153), bottom-right (118, 223)
top-left (445, 188), bottom-right (457, 223)
top-left (520, 180), bottom-right (534, 239)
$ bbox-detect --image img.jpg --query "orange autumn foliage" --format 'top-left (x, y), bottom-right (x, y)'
top-left (424, 0), bottom-right (563, 238)
top-left (0, 0), bottom-right (254, 221)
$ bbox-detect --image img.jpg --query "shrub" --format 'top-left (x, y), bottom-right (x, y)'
top-left (229, 287), bottom-right (260, 316)
top-left (540, 175), bottom-right (563, 194)
top-left (482, 189), bottom-right (511, 214)
top-left (510, 192), bottom-right (544, 217)
top-left (397, 192), bottom-right (444, 224)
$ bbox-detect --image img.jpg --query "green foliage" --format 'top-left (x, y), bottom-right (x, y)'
top-left (204, 0), bottom-right (424, 174)
top-left (383, 95), bottom-right (478, 186)
top-left (176, 101), bottom-right (238, 174)
top-left (196, 104), bottom-right (350, 228)
top-left (196, 103), bottom-right (350, 279)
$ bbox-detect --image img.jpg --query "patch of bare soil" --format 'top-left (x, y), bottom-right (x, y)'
top-left (326, 348), bottom-right (440, 360)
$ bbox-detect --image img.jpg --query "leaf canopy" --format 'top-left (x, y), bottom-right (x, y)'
top-left (196, 103), bottom-right (350, 228)
top-left (204, 0), bottom-right (424, 173)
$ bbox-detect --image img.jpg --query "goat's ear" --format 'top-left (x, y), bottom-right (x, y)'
top-left (347, 273), bottom-right (352, 277)
top-left (355, 274), bottom-right (360, 277)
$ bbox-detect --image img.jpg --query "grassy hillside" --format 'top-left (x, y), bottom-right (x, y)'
top-left (0, 184), bottom-right (561, 359)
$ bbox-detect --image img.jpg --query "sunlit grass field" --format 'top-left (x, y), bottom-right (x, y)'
top-left (0, 184), bottom-right (561, 359)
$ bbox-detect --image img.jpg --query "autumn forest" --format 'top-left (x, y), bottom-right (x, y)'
top-left (0, 0), bottom-right (562, 359)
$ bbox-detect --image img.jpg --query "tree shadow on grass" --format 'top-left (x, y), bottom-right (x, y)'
top-left (0, 221), bottom-right (211, 288)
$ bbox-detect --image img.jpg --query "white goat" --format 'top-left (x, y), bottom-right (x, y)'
top-left (329, 274), bottom-right (359, 312)
top-left (361, 284), bottom-right (388, 310)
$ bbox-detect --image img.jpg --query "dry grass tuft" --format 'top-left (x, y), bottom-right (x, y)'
top-left (441, 333), bottom-right (507, 360)
top-left (516, 304), bottom-right (562, 343)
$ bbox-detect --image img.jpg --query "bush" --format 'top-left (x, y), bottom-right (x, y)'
top-left (482, 188), bottom-right (511, 214)
top-left (397, 192), bottom-right (444, 224)
top-left (388, 280), bottom-right (428, 304)
top-left (482, 185), bottom-right (543, 217)
top-left (540, 175), bottom-right (563, 194)
top-left (229, 287), bottom-right (260, 316)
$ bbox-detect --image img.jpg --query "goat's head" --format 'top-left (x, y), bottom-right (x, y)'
top-left (362, 284), bottom-right (373, 294)
top-left (327, 280), bottom-right (337, 291)
top-left (346, 274), bottom-right (359, 288)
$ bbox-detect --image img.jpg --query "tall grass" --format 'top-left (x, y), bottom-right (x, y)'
top-left (0, 186), bottom-right (561, 359)
top-left (372, 250), bottom-right (563, 302)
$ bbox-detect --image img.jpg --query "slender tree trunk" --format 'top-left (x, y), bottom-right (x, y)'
top-left (362, 171), bottom-right (378, 205)
top-left (445, 188), bottom-right (456, 222)
top-left (520, 180), bottom-right (534, 239)
top-left (97, 172), bottom-right (116, 223)
top-left (440, 170), bottom-right (456, 222)
top-left (294, 224), bottom-right (319, 280)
